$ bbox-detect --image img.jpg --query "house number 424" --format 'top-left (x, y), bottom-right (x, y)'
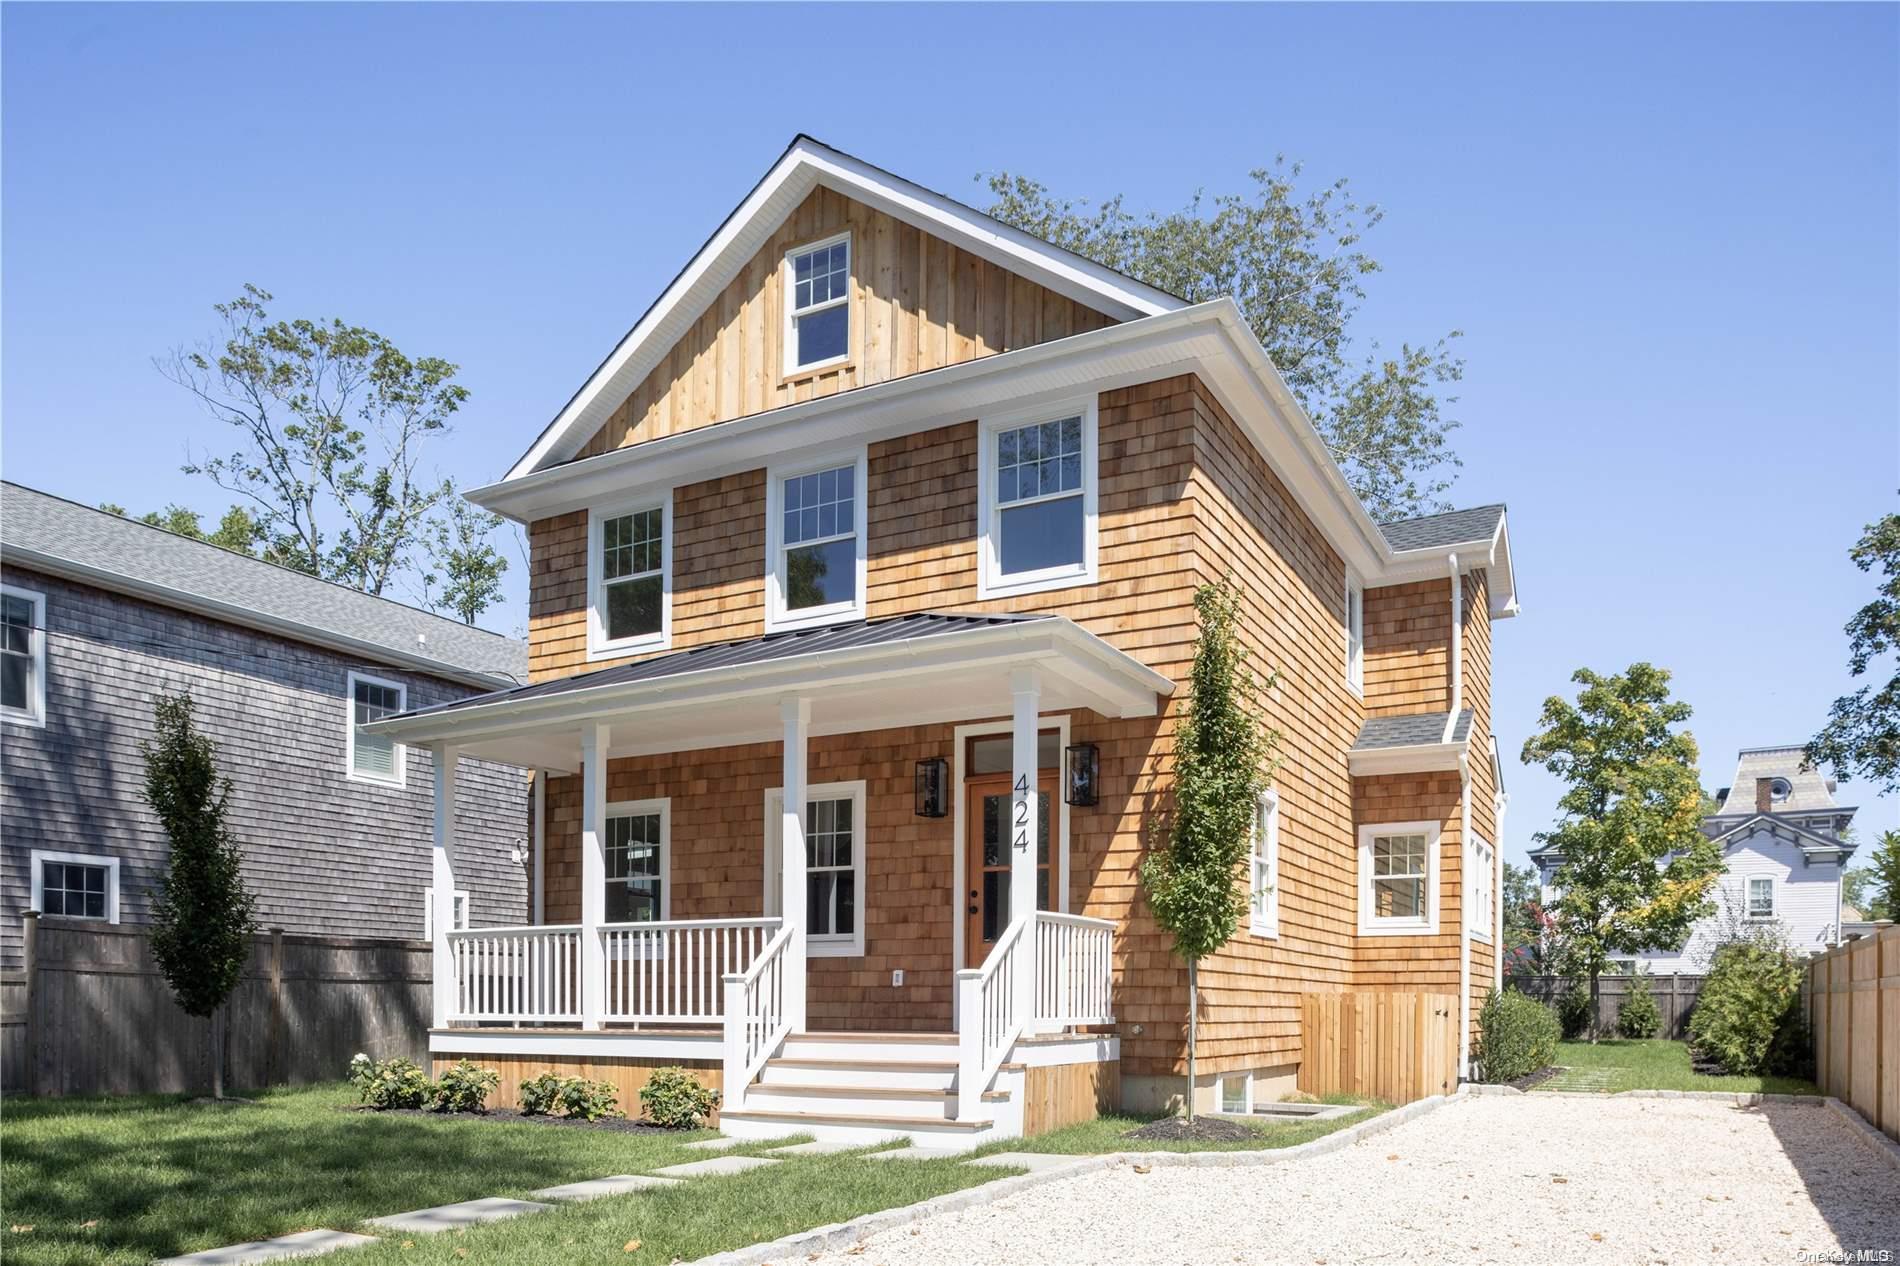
top-left (1013, 774), bottom-right (1035, 853)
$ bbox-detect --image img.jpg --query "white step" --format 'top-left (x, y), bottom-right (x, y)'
top-left (719, 1107), bottom-right (1008, 1148)
top-left (759, 1058), bottom-right (958, 1092)
top-left (743, 1083), bottom-right (961, 1121)
top-left (780, 1031), bottom-right (959, 1065)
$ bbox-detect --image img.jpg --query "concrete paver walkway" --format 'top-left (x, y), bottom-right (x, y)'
top-left (155, 1230), bottom-right (377, 1265)
top-left (530, 1174), bottom-right (684, 1202)
top-left (365, 1197), bottom-right (551, 1235)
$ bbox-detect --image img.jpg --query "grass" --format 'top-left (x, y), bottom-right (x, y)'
top-left (1540, 1039), bottom-right (1820, 1095)
top-left (975, 1094), bottom-right (1389, 1155)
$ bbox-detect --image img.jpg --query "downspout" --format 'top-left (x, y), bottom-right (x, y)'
top-left (1494, 785), bottom-right (1509, 989)
top-left (1458, 751), bottom-right (1473, 1081)
top-left (1443, 555), bottom-right (1463, 741)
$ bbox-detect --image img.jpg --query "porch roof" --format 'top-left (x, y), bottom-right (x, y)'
top-left (366, 612), bottom-right (1174, 772)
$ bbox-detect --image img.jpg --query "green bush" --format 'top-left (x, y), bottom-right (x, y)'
top-left (639, 1066), bottom-right (722, 1129)
top-left (431, 1060), bottom-right (499, 1113)
top-left (347, 1054), bottom-right (433, 1110)
top-left (1616, 972), bottom-right (1662, 1039)
top-left (518, 1071), bottom-right (565, 1117)
top-left (1476, 988), bottom-right (1560, 1082)
top-left (1688, 941), bottom-right (1810, 1076)
top-left (1555, 977), bottom-right (1594, 1039)
top-left (517, 1071), bottom-right (623, 1121)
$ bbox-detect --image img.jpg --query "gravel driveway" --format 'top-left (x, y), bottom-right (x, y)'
top-left (807, 1096), bottom-right (1900, 1265)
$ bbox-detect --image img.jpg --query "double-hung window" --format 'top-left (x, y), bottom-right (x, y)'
top-left (766, 451), bottom-right (866, 629)
top-left (605, 801), bottom-right (669, 923)
top-left (784, 234), bottom-right (850, 375)
top-left (1250, 790), bottom-right (1280, 938)
top-left (978, 401), bottom-right (1097, 597)
top-left (1, 584), bottom-right (46, 726)
top-left (1747, 876), bottom-right (1774, 919)
top-left (1359, 822), bottom-right (1439, 935)
top-left (1468, 836), bottom-right (1495, 941)
top-left (764, 780), bottom-right (866, 956)
top-left (346, 671), bottom-right (406, 786)
top-left (590, 498), bottom-right (670, 657)
top-left (31, 849), bottom-right (119, 922)
top-left (1345, 574), bottom-right (1364, 695)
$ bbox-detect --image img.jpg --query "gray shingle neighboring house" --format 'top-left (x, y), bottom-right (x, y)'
top-left (0, 482), bottom-right (532, 970)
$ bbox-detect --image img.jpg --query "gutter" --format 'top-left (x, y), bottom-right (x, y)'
top-left (1458, 750), bottom-right (1473, 1080)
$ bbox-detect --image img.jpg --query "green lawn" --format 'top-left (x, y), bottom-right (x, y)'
top-left (975, 1095), bottom-right (1389, 1155)
top-left (1539, 1039), bottom-right (1819, 1095)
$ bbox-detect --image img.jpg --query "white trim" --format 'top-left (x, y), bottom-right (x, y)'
top-left (781, 230), bottom-right (852, 377)
top-left (586, 494), bottom-right (673, 661)
top-left (345, 670), bottom-right (408, 787)
top-left (29, 848), bottom-right (120, 923)
top-left (423, 887), bottom-right (470, 938)
top-left (951, 716), bottom-right (1071, 978)
top-left (764, 779), bottom-right (867, 957)
top-left (976, 398), bottom-right (1098, 599)
top-left (1467, 834), bottom-right (1494, 943)
top-left (1357, 821), bottom-right (1441, 936)
top-left (0, 583), bottom-right (47, 728)
top-left (1250, 788), bottom-right (1280, 939)
top-left (1344, 572), bottom-right (1364, 698)
top-left (764, 446), bottom-right (868, 632)
top-left (1347, 740), bottom-right (1470, 777)
top-left (605, 797), bottom-right (672, 923)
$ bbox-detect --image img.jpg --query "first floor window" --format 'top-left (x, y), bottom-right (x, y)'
top-left (785, 234), bottom-right (850, 372)
top-left (1468, 836), bottom-right (1495, 941)
top-left (31, 850), bottom-right (118, 922)
top-left (1251, 790), bottom-right (1280, 937)
top-left (347, 672), bottom-right (406, 784)
top-left (1747, 876), bottom-right (1774, 918)
top-left (595, 504), bottom-right (666, 648)
top-left (1, 584), bottom-right (46, 725)
top-left (423, 888), bottom-right (470, 938)
top-left (1360, 822), bottom-right (1438, 934)
top-left (981, 403), bottom-right (1096, 596)
top-left (605, 804), bottom-right (668, 923)
top-left (766, 781), bottom-right (867, 955)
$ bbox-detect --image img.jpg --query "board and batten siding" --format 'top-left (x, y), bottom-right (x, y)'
top-left (0, 567), bottom-right (529, 970)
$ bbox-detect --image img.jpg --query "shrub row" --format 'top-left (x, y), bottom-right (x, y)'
top-left (346, 1054), bottom-right (720, 1127)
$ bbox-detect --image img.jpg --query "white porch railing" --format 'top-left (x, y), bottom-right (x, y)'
top-left (447, 924), bottom-right (582, 1023)
top-left (721, 923), bottom-right (795, 1112)
top-left (954, 916), bottom-right (1030, 1121)
top-left (1032, 911), bottom-right (1116, 1030)
top-left (602, 917), bottom-right (781, 1024)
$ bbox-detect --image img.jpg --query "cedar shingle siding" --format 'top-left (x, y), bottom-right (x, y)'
top-left (0, 567), bottom-right (528, 969)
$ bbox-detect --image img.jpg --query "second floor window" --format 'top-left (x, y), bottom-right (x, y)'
top-left (1747, 876), bottom-right (1774, 918)
top-left (785, 234), bottom-right (850, 374)
top-left (768, 453), bottom-right (866, 629)
top-left (347, 672), bottom-right (406, 786)
top-left (979, 401), bottom-right (1098, 598)
top-left (1, 584), bottom-right (46, 726)
top-left (590, 499), bottom-right (669, 656)
top-left (1345, 575), bottom-right (1365, 694)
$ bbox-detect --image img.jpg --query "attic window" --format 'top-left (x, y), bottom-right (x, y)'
top-left (1769, 777), bottom-right (1792, 803)
top-left (785, 234), bottom-right (850, 374)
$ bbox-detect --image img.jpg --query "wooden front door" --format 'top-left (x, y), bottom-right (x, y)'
top-left (964, 773), bottom-right (1056, 968)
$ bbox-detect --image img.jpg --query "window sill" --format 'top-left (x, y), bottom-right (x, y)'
top-left (1358, 920), bottom-right (1438, 938)
top-left (2, 708), bottom-right (45, 729)
top-left (347, 769), bottom-right (407, 791)
top-left (807, 939), bottom-right (864, 959)
top-left (781, 354), bottom-right (853, 387)
top-left (1250, 922), bottom-right (1280, 941)
top-left (765, 603), bottom-right (864, 635)
top-left (587, 632), bottom-right (670, 663)
top-left (978, 566), bottom-right (1096, 602)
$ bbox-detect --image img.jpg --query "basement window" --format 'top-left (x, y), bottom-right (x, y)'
top-left (784, 234), bottom-right (851, 374)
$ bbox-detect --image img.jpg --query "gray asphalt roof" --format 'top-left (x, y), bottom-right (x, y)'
top-left (1352, 710), bottom-right (1474, 750)
top-left (1379, 505), bottom-right (1506, 553)
top-left (1, 482), bottom-right (528, 685)
top-left (402, 611), bottom-right (1056, 719)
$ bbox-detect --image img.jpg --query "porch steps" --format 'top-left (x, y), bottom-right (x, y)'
top-left (777, 1031), bottom-right (961, 1064)
top-left (716, 1106), bottom-right (997, 1147)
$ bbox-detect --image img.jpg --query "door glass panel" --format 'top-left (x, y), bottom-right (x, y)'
top-left (968, 733), bottom-right (1061, 775)
top-left (982, 871), bottom-right (1008, 944)
top-left (1036, 867), bottom-right (1050, 911)
top-left (982, 794), bottom-right (1004, 867)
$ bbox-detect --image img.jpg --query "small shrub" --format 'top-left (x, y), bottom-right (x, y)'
top-left (431, 1060), bottom-right (499, 1113)
top-left (1476, 988), bottom-right (1560, 1082)
top-left (639, 1066), bottom-right (721, 1129)
top-left (348, 1054), bottom-right (433, 1110)
top-left (1688, 941), bottom-right (1810, 1076)
top-left (518, 1071), bottom-right (565, 1117)
top-left (1555, 977), bottom-right (1594, 1039)
top-left (1615, 972), bottom-right (1662, 1039)
top-left (517, 1071), bottom-right (623, 1121)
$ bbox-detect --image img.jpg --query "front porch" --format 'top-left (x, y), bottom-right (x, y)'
top-left (372, 613), bottom-right (1167, 1144)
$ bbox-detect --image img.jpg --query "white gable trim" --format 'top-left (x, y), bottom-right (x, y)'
top-left (504, 135), bottom-right (1183, 481)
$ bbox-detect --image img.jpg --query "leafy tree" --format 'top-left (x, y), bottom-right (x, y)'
top-left (102, 502), bottom-right (266, 557)
top-left (1501, 861), bottom-right (1543, 973)
top-left (981, 163), bottom-right (1463, 520)
top-left (1808, 510), bottom-right (1900, 792)
top-left (1140, 581), bottom-right (1277, 1120)
top-left (142, 694), bottom-right (255, 1099)
top-left (1844, 830), bottom-right (1900, 923)
top-left (1520, 664), bottom-right (1722, 1039)
top-left (418, 498), bottom-right (510, 626)
top-left (159, 285), bottom-right (493, 607)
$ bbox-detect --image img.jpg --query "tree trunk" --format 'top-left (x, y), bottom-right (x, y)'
top-left (211, 1006), bottom-right (225, 1100)
top-left (1186, 957), bottom-right (1198, 1123)
top-left (1588, 967), bottom-right (1601, 1044)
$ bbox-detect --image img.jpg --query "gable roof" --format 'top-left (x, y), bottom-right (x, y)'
top-left (0, 482), bottom-right (527, 689)
top-left (504, 135), bottom-right (1186, 480)
top-left (1380, 505), bottom-right (1506, 553)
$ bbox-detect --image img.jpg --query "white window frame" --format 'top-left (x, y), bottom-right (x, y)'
top-left (1217, 1071), bottom-right (1252, 1115)
top-left (1746, 876), bottom-right (1774, 919)
top-left (30, 849), bottom-right (120, 923)
top-left (604, 798), bottom-right (672, 925)
top-left (1467, 835), bottom-right (1495, 942)
top-left (1344, 572), bottom-right (1365, 696)
top-left (587, 494), bottom-right (673, 661)
top-left (423, 888), bottom-right (470, 938)
top-left (1358, 821), bottom-right (1441, 936)
top-left (976, 397), bottom-right (1099, 599)
top-left (764, 447), bottom-right (868, 632)
top-left (763, 779), bottom-right (867, 957)
top-left (345, 670), bottom-right (407, 788)
top-left (1250, 789), bottom-right (1280, 939)
top-left (782, 231), bottom-right (852, 377)
top-left (1, 583), bottom-right (47, 728)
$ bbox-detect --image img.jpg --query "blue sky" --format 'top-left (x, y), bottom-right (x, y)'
top-left (4, 3), bottom-right (1896, 867)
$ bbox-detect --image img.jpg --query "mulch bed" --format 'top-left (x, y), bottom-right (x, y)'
top-left (1508, 1066), bottom-right (1562, 1091)
top-left (344, 1105), bottom-right (683, 1134)
top-left (1122, 1116), bottom-right (1259, 1143)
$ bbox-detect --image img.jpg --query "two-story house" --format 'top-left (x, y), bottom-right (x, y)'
top-left (369, 137), bottom-right (1521, 1145)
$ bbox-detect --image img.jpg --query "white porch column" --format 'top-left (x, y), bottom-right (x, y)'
top-left (430, 744), bottom-right (461, 1029)
top-left (781, 697), bottom-right (810, 1033)
top-left (1009, 668), bottom-right (1042, 927)
top-left (579, 723), bottom-right (610, 1031)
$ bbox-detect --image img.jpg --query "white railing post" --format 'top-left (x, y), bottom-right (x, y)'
top-left (955, 968), bottom-right (984, 1121)
top-left (780, 697), bottom-right (809, 1035)
top-left (722, 973), bottom-right (748, 1112)
top-left (1009, 668), bottom-right (1041, 1029)
top-left (431, 744), bottom-right (460, 1028)
top-left (579, 723), bottom-right (610, 1030)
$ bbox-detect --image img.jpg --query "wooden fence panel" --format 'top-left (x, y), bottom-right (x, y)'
top-left (1298, 991), bottom-right (1456, 1104)
top-left (1806, 926), bottom-right (1899, 1141)
top-left (1509, 974), bottom-right (1705, 1038)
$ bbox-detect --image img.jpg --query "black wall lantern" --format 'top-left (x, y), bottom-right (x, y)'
top-left (1064, 743), bottom-right (1099, 807)
top-left (914, 757), bottom-right (948, 818)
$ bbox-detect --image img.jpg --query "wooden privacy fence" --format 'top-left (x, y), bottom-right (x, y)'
top-left (1807, 926), bottom-right (1899, 1141)
top-left (1509, 973), bottom-right (1706, 1039)
top-left (1299, 991), bottom-right (1456, 1104)
top-left (6, 913), bottom-right (432, 1097)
